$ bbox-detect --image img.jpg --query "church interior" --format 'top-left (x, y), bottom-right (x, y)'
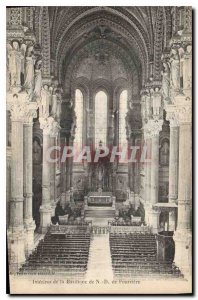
top-left (6, 6), bottom-right (192, 281)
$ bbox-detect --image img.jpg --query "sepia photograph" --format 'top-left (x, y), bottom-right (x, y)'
top-left (5, 4), bottom-right (192, 295)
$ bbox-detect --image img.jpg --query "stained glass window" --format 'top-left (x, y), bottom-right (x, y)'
top-left (119, 90), bottom-right (128, 149)
top-left (74, 89), bottom-right (83, 150)
top-left (95, 91), bottom-right (107, 148)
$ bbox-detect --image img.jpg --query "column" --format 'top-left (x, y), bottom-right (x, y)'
top-left (23, 107), bottom-right (37, 255)
top-left (143, 129), bottom-right (152, 225)
top-left (168, 117), bottom-right (179, 202)
top-left (39, 117), bottom-right (53, 233)
top-left (7, 100), bottom-right (26, 272)
top-left (108, 110), bottom-right (115, 147)
top-left (50, 134), bottom-right (57, 216)
top-left (149, 120), bottom-right (163, 233)
top-left (60, 134), bottom-right (66, 207)
top-left (173, 96), bottom-right (192, 276)
top-left (128, 135), bottom-right (135, 203)
top-left (166, 113), bottom-right (179, 232)
top-left (134, 132), bottom-right (141, 208)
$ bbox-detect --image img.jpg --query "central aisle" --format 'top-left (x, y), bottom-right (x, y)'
top-left (86, 233), bottom-right (113, 281)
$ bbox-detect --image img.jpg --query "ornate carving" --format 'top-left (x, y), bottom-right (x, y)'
top-left (7, 93), bottom-right (38, 122)
top-left (7, 41), bottom-right (25, 89)
top-left (146, 119), bottom-right (163, 137)
top-left (170, 48), bottom-right (180, 92)
top-left (161, 59), bottom-right (170, 102)
top-left (165, 94), bottom-right (192, 125)
top-left (166, 110), bottom-right (179, 127)
top-left (150, 87), bottom-right (162, 118)
top-left (7, 8), bottom-right (23, 27)
top-left (39, 116), bottom-right (60, 136)
top-left (23, 44), bottom-right (35, 96)
top-left (33, 57), bottom-right (43, 101)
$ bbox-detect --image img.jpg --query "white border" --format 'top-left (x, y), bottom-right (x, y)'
top-left (0, 1), bottom-right (197, 299)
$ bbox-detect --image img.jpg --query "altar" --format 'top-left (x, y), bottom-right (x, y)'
top-left (84, 191), bottom-right (115, 208)
top-left (83, 190), bottom-right (116, 224)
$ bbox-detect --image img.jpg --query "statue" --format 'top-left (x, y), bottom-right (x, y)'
top-left (33, 139), bottom-right (42, 164)
top-left (56, 93), bottom-right (62, 121)
top-left (97, 162), bottom-right (104, 190)
top-left (160, 140), bottom-right (169, 165)
top-left (33, 58), bottom-right (42, 101)
top-left (23, 45), bottom-right (35, 96)
top-left (161, 62), bottom-right (170, 101)
top-left (170, 49), bottom-right (180, 91)
top-left (145, 91), bottom-right (151, 119)
top-left (7, 41), bottom-right (24, 88)
top-left (152, 88), bottom-right (162, 117)
top-left (40, 84), bottom-right (50, 117)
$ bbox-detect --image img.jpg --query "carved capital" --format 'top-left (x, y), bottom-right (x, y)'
top-left (7, 92), bottom-right (38, 122)
top-left (39, 116), bottom-right (60, 137)
top-left (165, 106), bottom-right (179, 127)
top-left (174, 94), bottom-right (192, 124)
top-left (165, 94), bottom-right (192, 125)
top-left (147, 119), bottom-right (163, 137)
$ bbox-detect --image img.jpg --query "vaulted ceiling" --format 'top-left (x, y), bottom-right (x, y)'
top-left (35, 6), bottom-right (172, 89)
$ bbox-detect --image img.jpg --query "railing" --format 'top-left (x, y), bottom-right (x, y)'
top-left (49, 224), bottom-right (92, 234)
top-left (91, 226), bottom-right (110, 235)
top-left (110, 225), bottom-right (150, 234)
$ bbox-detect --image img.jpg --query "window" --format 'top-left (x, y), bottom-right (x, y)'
top-left (119, 90), bottom-right (128, 149)
top-left (74, 89), bottom-right (83, 150)
top-left (95, 91), bottom-right (107, 148)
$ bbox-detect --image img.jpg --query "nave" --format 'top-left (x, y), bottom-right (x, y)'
top-left (6, 7), bottom-right (192, 288)
top-left (18, 221), bottom-right (183, 281)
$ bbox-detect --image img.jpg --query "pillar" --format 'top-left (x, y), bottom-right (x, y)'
top-left (173, 97), bottom-right (192, 276)
top-left (50, 135), bottom-right (57, 216)
top-left (66, 135), bottom-right (71, 193)
top-left (134, 132), bottom-right (141, 206)
top-left (7, 100), bottom-right (26, 272)
top-left (60, 134), bottom-right (66, 207)
top-left (164, 114), bottom-right (179, 233)
top-left (39, 117), bottom-right (53, 233)
top-left (143, 130), bottom-right (152, 225)
top-left (128, 135), bottom-right (135, 203)
top-left (167, 116), bottom-right (179, 203)
top-left (23, 108), bottom-right (37, 255)
top-left (149, 120), bottom-right (163, 233)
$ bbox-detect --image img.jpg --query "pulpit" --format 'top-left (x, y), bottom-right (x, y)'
top-left (156, 231), bottom-right (175, 262)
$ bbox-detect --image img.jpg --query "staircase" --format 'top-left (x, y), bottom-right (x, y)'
top-left (86, 233), bottom-right (113, 281)
top-left (110, 232), bottom-right (184, 279)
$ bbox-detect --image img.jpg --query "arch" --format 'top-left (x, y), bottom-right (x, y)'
top-left (54, 8), bottom-right (149, 84)
top-left (63, 38), bottom-right (137, 94)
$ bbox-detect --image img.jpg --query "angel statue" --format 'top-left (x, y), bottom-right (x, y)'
top-left (23, 44), bottom-right (35, 96)
top-left (40, 84), bottom-right (50, 118)
top-left (161, 61), bottom-right (170, 101)
top-left (7, 41), bottom-right (25, 88)
top-left (152, 88), bottom-right (162, 117)
top-left (33, 58), bottom-right (42, 101)
top-left (170, 49), bottom-right (180, 91)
